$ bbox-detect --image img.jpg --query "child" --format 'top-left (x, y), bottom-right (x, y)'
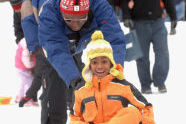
top-left (15, 38), bottom-right (38, 106)
top-left (69, 31), bottom-right (155, 124)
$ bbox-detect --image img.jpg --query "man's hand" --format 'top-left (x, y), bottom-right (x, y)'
top-left (70, 77), bottom-right (83, 89)
top-left (170, 20), bottom-right (177, 35)
top-left (124, 19), bottom-right (134, 30)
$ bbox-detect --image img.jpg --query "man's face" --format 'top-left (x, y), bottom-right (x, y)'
top-left (90, 56), bottom-right (112, 79)
top-left (62, 13), bottom-right (87, 31)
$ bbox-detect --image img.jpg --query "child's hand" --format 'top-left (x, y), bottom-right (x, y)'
top-left (70, 77), bottom-right (83, 89)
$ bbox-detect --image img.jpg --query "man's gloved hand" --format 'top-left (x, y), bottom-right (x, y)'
top-left (19, 97), bottom-right (31, 107)
top-left (70, 77), bottom-right (84, 89)
top-left (68, 77), bottom-right (84, 109)
top-left (124, 19), bottom-right (134, 30)
top-left (170, 20), bottom-right (177, 35)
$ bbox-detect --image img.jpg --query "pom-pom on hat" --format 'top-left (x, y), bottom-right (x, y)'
top-left (60, 0), bottom-right (89, 15)
top-left (82, 30), bottom-right (124, 88)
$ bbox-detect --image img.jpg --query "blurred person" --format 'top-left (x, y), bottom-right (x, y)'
top-left (0, 0), bottom-right (24, 44)
top-left (164, 0), bottom-right (185, 32)
top-left (173, 0), bottom-right (185, 21)
top-left (15, 38), bottom-right (36, 106)
top-left (122, 0), bottom-right (177, 94)
top-left (19, 47), bottom-right (67, 124)
top-left (69, 30), bottom-right (155, 124)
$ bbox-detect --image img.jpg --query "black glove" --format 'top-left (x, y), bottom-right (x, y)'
top-left (124, 19), bottom-right (134, 30)
top-left (68, 77), bottom-right (84, 110)
top-left (170, 20), bottom-right (177, 35)
top-left (70, 77), bottom-right (84, 89)
top-left (19, 97), bottom-right (31, 107)
top-left (10, 0), bottom-right (22, 7)
top-left (13, 12), bottom-right (24, 44)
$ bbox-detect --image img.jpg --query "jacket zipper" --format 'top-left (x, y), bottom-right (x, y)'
top-left (98, 79), bottom-right (100, 90)
top-left (94, 91), bottom-right (98, 109)
top-left (98, 79), bottom-right (104, 122)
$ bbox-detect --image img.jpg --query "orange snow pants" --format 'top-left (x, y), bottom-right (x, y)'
top-left (107, 106), bottom-right (142, 124)
top-left (70, 106), bottom-right (145, 124)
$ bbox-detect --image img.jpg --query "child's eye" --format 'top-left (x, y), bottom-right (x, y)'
top-left (102, 60), bottom-right (108, 64)
top-left (91, 61), bottom-right (97, 65)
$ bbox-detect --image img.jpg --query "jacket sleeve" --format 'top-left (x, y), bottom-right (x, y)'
top-left (32, 0), bottom-right (38, 9)
top-left (124, 86), bottom-right (145, 109)
top-left (162, 0), bottom-right (177, 21)
top-left (123, 79), bottom-right (150, 105)
top-left (69, 91), bottom-right (88, 124)
top-left (38, 0), bottom-right (81, 86)
top-left (91, 0), bottom-right (126, 66)
top-left (21, 14), bottom-right (40, 53)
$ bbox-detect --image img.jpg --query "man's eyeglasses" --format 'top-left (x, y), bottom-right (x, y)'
top-left (63, 15), bottom-right (88, 23)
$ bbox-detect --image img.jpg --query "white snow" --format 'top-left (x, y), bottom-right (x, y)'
top-left (0, 2), bottom-right (186, 124)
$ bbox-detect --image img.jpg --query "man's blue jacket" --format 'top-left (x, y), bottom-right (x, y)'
top-left (38, 0), bottom-right (126, 86)
top-left (21, 0), bottom-right (45, 53)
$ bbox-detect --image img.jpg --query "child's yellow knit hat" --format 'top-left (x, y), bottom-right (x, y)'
top-left (82, 30), bottom-right (124, 88)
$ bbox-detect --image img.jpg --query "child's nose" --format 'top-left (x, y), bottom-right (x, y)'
top-left (97, 62), bottom-right (103, 68)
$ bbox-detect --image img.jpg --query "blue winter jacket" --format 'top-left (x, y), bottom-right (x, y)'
top-left (32, 0), bottom-right (45, 10)
top-left (38, 0), bottom-right (126, 86)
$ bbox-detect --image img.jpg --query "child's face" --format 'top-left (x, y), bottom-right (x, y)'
top-left (90, 56), bottom-right (112, 79)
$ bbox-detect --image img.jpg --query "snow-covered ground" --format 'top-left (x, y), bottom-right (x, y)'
top-left (0, 2), bottom-right (186, 124)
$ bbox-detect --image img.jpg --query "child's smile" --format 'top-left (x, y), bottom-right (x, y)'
top-left (90, 56), bottom-right (112, 79)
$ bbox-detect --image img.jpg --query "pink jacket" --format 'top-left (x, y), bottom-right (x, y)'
top-left (15, 39), bottom-right (36, 70)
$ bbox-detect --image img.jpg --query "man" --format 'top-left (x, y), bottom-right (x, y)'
top-left (20, 0), bottom-right (68, 124)
top-left (38, 0), bottom-right (126, 88)
top-left (122, 0), bottom-right (177, 94)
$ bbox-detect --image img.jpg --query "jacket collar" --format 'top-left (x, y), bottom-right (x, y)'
top-left (92, 74), bottom-right (115, 90)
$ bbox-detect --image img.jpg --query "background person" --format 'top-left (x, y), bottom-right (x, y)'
top-left (122, 0), bottom-right (177, 94)
top-left (15, 38), bottom-right (36, 105)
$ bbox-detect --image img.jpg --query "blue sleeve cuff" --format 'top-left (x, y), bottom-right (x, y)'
top-left (21, 14), bottom-right (40, 53)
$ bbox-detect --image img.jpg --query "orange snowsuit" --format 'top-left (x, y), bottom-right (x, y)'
top-left (69, 73), bottom-right (155, 124)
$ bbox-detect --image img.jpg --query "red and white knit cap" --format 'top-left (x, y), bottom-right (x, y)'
top-left (60, 0), bottom-right (89, 15)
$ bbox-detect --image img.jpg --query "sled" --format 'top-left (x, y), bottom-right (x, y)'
top-left (0, 97), bottom-right (12, 105)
